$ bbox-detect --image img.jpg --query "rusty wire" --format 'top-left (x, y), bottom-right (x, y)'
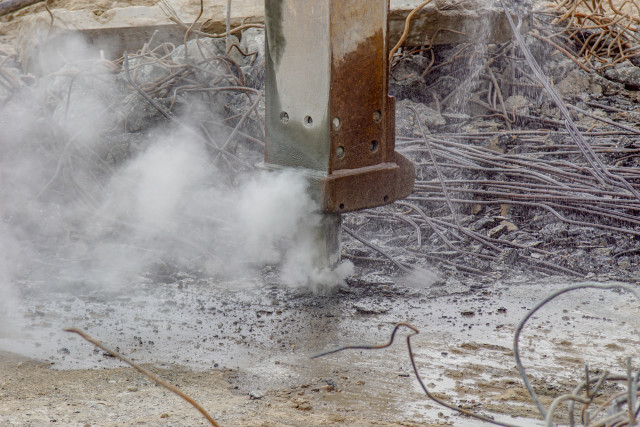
top-left (389, 0), bottom-right (435, 62)
top-left (65, 328), bottom-right (220, 427)
top-left (313, 322), bottom-right (522, 427)
top-left (118, 32), bottom-right (262, 151)
top-left (156, 0), bottom-right (263, 41)
top-left (546, 0), bottom-right (640, 70)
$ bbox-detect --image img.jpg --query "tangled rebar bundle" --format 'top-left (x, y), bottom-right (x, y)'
top-left (342, 0), bottom-right (640, 279)
top-left (550, 0), bottom-right (640, 70)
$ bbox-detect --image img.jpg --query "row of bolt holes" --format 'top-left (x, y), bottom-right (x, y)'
top-left (280, 110), bottom-right (382, 158)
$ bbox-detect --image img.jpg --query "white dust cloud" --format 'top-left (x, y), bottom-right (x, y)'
top-left (0, 34), bottom-right (352, 306)
top-left (236, 173), bottom-right (354, 287)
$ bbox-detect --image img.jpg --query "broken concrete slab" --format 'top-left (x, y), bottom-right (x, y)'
top-left (396, 98), bottom-right (445, 136)
top-left (388, 0), bottom-right (514, 47)
top-left (17, 0), bottom-right (515, 73)
top-left (16, 7), bottom-right (183, 73)
top-left (16, 0), bottom-right (263, 73)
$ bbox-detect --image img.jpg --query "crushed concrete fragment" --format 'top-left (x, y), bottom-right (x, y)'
top-left (604, 62), bottom-right (640, 90)
top-left (555, 69), bottom-right (594, 98)
top-left (396, 98), bottom-right (445, 136)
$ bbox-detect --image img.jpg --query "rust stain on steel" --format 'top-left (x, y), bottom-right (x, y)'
top-left (329, 0), bottom-right (388, 172)
top-left (329, 33), bottom-right (387, 171)
top-left (322, 153), bottom-right (414, 213)
top-left (322, 0), bottom-right (413, 213)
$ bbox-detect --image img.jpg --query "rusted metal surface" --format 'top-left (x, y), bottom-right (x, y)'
top-left (264, 0), bottom-right (414, 214)
top-left (323, 153), bottom-right (414, 212)
top-left (326, 0), bottom-right (413, 212)
top-left (329, 1), bottom-right (388, 172)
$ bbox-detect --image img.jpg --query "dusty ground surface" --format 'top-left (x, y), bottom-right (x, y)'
top-left (1, 275), bottom-right (639, 426)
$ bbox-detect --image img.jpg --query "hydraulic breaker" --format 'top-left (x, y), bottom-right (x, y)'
top-left (263, 0), bottom-right (415, 268)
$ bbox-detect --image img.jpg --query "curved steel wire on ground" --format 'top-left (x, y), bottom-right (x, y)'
top-left (314, 284), bottom-right (640, 427)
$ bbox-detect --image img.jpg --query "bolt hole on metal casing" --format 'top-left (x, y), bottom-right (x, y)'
top-left (304, 115), bottom-right (313, 127)
top-left (332, 117), bottom-right (341, 130)
top-left (373, 110), bottom-right (382, 122)
top-left (370, 140), bottom-right (379, 152)
top-left (336, 146), bottom-right (345, 159)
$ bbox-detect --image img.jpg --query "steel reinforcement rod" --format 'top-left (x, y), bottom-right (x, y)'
top-left (500, 0), bottom-right (640, 201)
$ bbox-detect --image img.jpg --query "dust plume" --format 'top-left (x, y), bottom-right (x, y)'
top-left (0, 34), bottom-right (352, 307)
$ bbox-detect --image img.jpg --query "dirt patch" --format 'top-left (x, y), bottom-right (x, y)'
top-left (0, 350), bottom-right (447, 426)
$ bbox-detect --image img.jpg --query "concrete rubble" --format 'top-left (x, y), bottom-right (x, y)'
top-left (16, 0), bottom-right (514, 72)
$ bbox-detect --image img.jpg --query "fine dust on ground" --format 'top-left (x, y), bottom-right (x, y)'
top-left (1, 276), bottom-right (638, 426)
top-left (0, 350), bottom-right (443, 427)
top-left (2, 350), bottom-right (426, 427)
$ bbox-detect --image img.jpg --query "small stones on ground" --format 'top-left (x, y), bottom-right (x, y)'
top-left (249, 391), bottom-right (264, 400)
top-left (487, 221), bottom-right (518, 239)
top-left (390, 54), bottom-right (430, 103)
top-left (504, 95), bottom-right (530, 116)
top-left (296, 401), bottom-right (312, 411)
top-left (604, 63), bottom-right (640, 90)
top-left (290, 396), bottom-right (312, 411)
top-left (556, 69), bottom-right (593, 97)
top-left (353, 303), bottom-right (390, 315)
top-left (441, 111), bottom-right (471, 124)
